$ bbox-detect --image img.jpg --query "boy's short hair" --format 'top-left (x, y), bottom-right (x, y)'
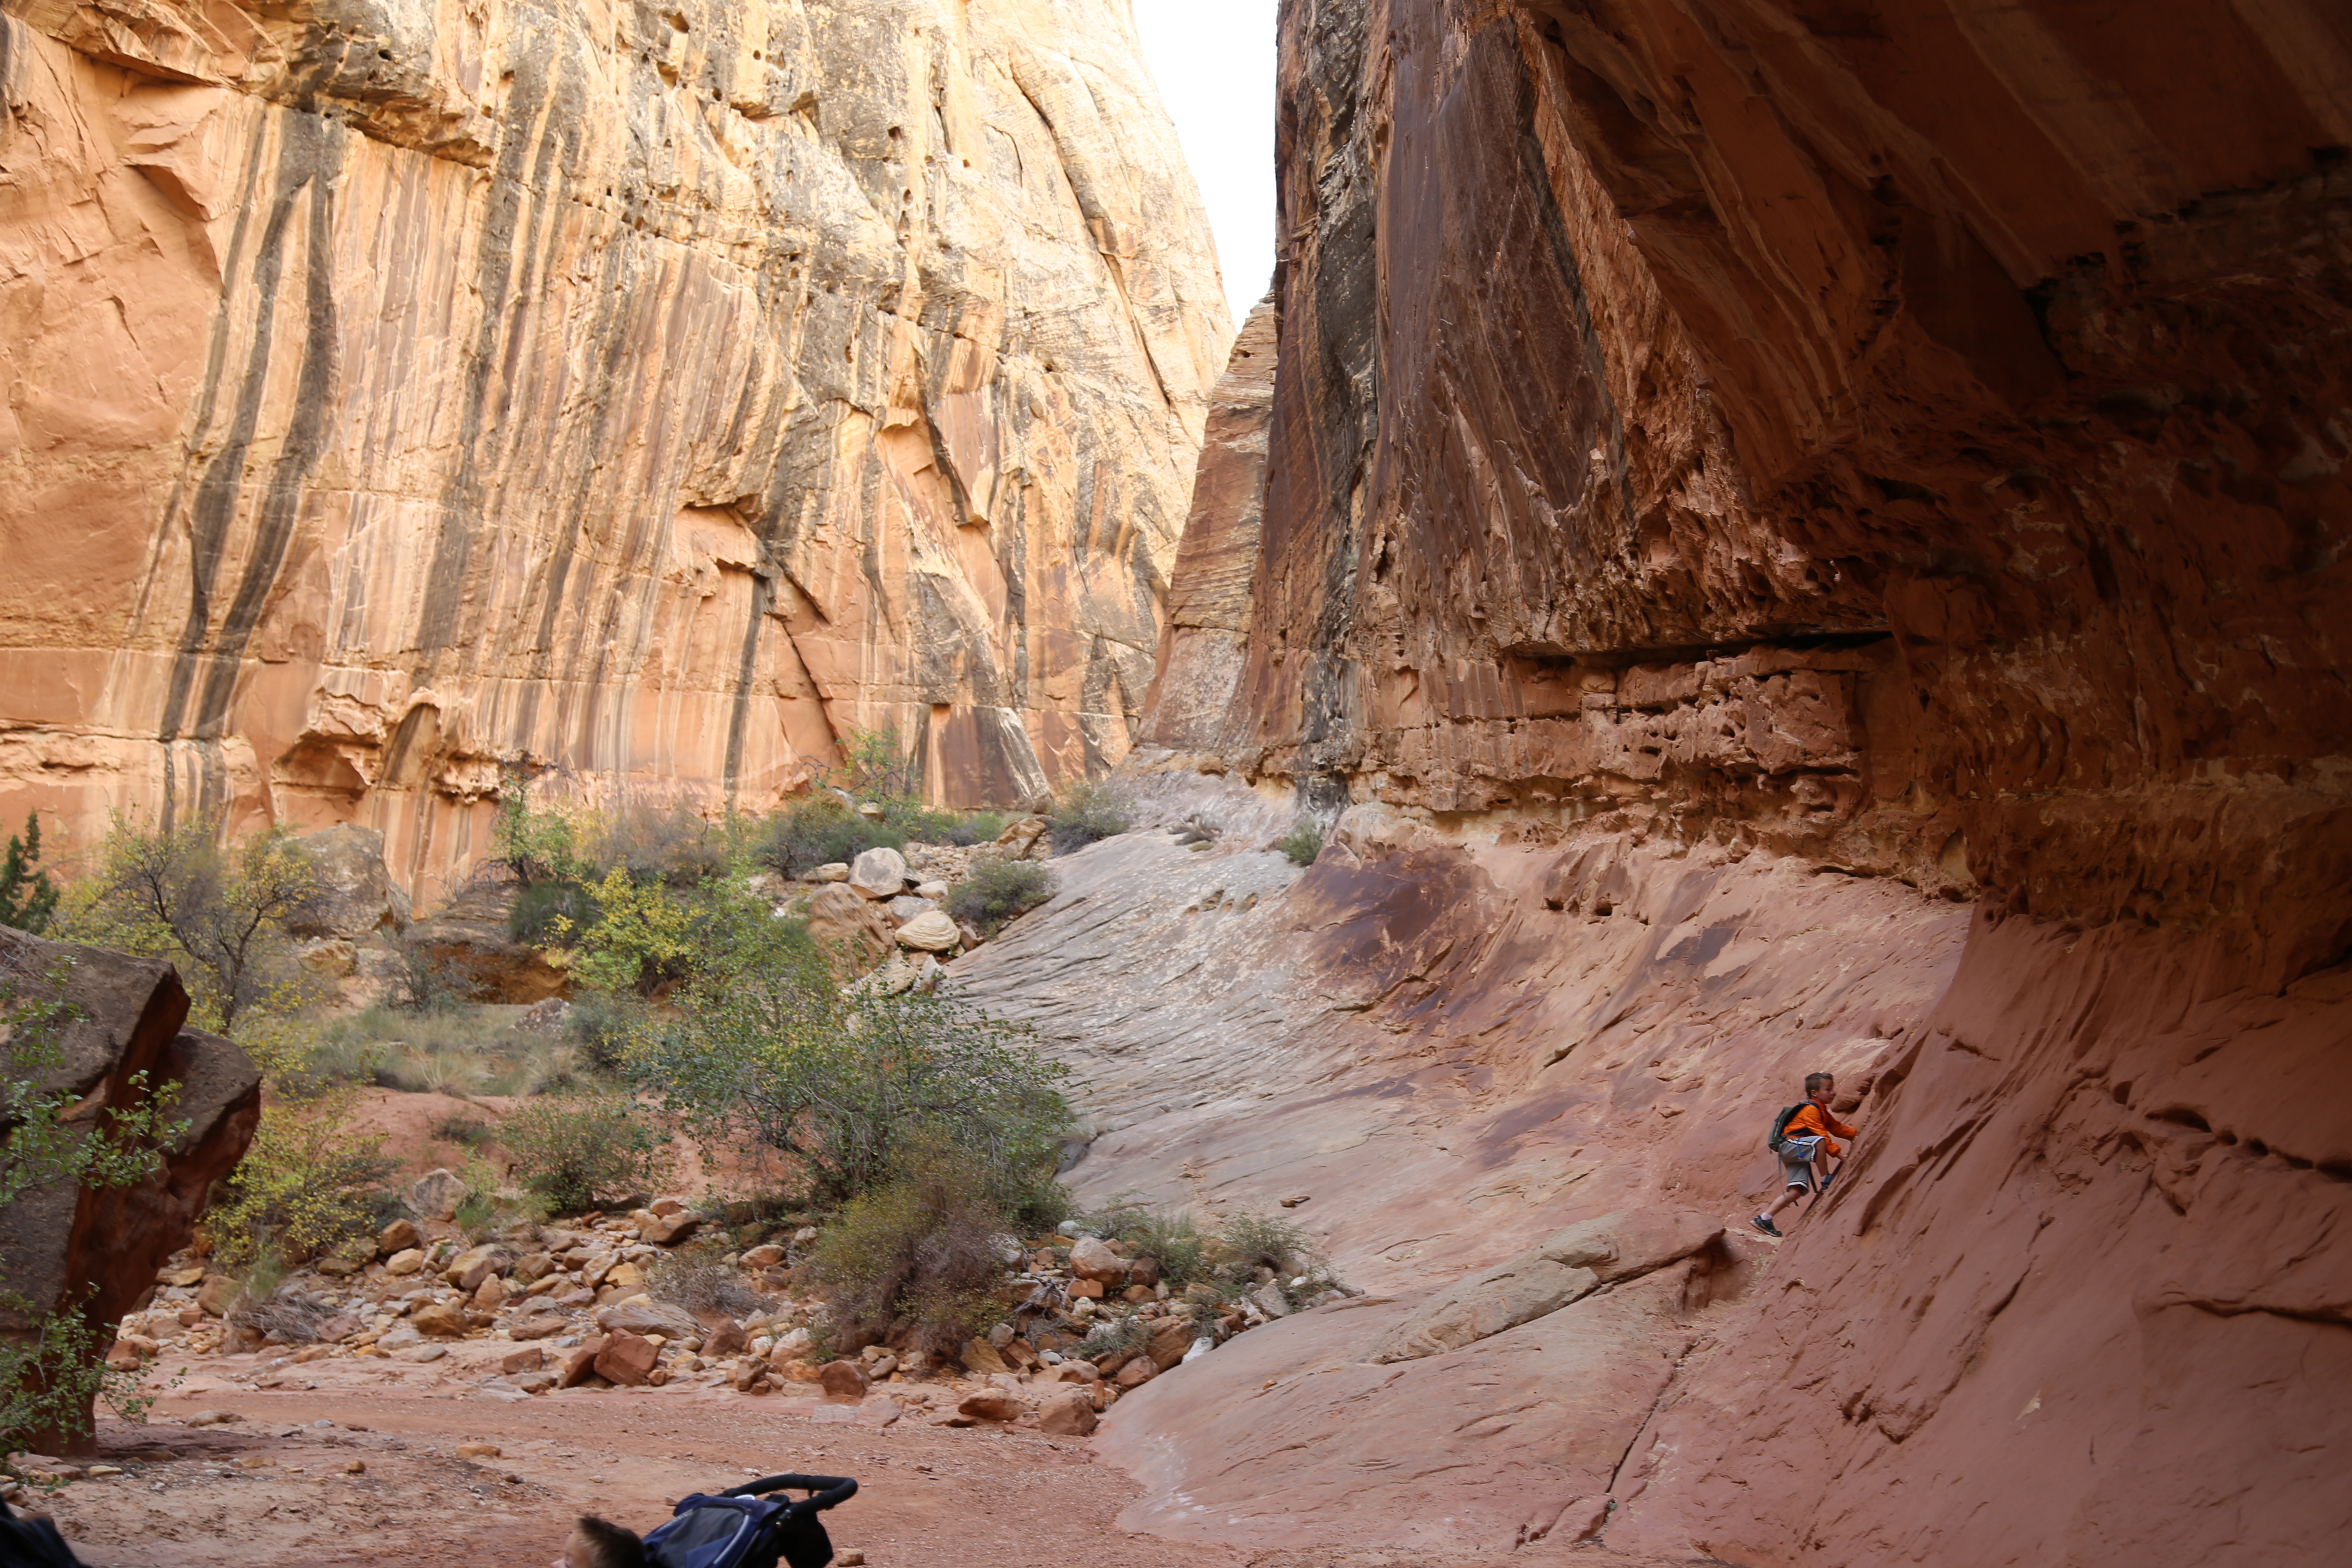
top-left (571, 1518), bottom-right (649, 1568)
top-left (1804, 1071), bottom-right (1835, 1095)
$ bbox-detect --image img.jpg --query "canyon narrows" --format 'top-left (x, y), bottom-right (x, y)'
top-left (0, 0), bottom-right (1231, 888)
top-left (959, 0), bottom-right (2352, 1564)
top-left (0, 0), bottom-right (2345, 1566)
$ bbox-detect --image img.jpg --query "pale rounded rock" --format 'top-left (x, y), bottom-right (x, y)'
top-left (894, 910), bottom-right (961, 951)
top-left (849, 847), bottom-right (910, 899)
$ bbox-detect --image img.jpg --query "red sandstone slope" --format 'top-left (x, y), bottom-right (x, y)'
top-left (1090, 0), bottom-right (2351, 1562)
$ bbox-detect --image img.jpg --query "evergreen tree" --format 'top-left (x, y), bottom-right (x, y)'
top-left (0, 812), bottom-right (58, 934)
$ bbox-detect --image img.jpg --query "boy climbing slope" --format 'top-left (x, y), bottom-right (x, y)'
top-left (1751, 1072), bottom-right (1857, 1238)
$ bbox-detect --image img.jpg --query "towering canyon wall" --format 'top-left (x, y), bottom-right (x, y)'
top-left (0, 0), bottom-right (1231, 896)
top-left (1079, 0), bottom-right (2352, 1562)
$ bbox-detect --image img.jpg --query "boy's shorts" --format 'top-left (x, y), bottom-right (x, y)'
top-left (1780, 1158), bottom-right (1816, 1193)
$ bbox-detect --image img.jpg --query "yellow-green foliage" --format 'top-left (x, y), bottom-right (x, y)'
top-left (202, 1027), bottom-right (391, 1269)
top-left (557, 867), bottom-right (699, 994)
top-left (63, 814), bottom-right (324, 1034)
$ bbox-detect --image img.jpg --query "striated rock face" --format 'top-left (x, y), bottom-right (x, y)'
top-left (1145, 0), bottom-right (2351, 977)
top-left (0, 0), bottom-right (1231, 891)
top-left (1075, 1), bottom-right (2352, 1563)
top-left (0, 930), bottom-right (260, 1452)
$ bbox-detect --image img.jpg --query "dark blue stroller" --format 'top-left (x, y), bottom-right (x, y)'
top-left (643, 1472), bottom-right (858, 1568)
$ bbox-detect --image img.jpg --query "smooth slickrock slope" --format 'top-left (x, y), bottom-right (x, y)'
top-left (984, 0), bottom-right (2352, 1564)
top-left (0, 0), bottom-right (1231, 888)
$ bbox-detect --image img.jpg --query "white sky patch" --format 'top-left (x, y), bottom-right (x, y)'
top-left (1132, 0), bottom-right (1277, 321)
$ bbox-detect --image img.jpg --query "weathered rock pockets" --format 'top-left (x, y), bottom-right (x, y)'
top-left (0, 0), bottom-right (1232, 893)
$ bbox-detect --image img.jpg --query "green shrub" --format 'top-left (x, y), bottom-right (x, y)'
top-left (585, 799), bottom-right (731, 888)
top-left (945, 812), bottom-right (1007, 847)
top-left (1046, 779), bottom-right (1131, 854)
top-left (63, 814), bottom-right (323, 1033)
top-left (836, 723), bottom-right (921, 802)
top-left (802, 1143), bottom-right (1018, 1353)
top-left (649, 1240), bottom-right (770, 1319)
top-left (1073, 1313), bottom-right (1150, 1361)
top-left (509, 881), bottom-right (600, 946)
top-left (633, 931), bottom-right (1072, 1207)
top-left (0, 812), bottom-right (59, 934)
top-left (758, 797), bottom-right (907, 879)
top-left (1078, 1200), bottom-right (1336, 1296)
top-left (204, 1088), bottom-right (397, 1268)
top-left (380, 934), bottom-right (482, 1013)
top-left (1216, 1210), bottom-right (1328, 1281)
top-left (566, 989), bottom-right (653, 1072)
top-left (942, 858), bottom-right (1054, 936)
top-left (1275, 821), bottom-right (1324, 867)
top-left (432, 1113), bottom-right (495, 1147)
top-left (501, 1094), bottom-right (672, 1213)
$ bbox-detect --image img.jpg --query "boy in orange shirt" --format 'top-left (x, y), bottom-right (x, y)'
top-left (1751, 1072), bottom-right (1857, 1237)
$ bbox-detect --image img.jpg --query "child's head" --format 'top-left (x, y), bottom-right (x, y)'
top-left (554, 1517), bottom-right (647, 1568)
top-left (1804, 1071), bottom-right (1835, 1103)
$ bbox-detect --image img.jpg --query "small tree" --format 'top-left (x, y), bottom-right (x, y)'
top-left (502, 1095), bottom-right (673, 1213)
top-left (70, 816), bottom-right (323, 1033)
top-left (0, 813), bottom-right (59, 934)
top-left (633, 908), bottom-right (1071, 1209)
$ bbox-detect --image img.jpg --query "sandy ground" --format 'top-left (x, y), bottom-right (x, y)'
top-left (19, 1354), bottom-right (1703, 1568)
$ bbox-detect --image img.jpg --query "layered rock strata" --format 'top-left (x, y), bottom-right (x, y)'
top-left (0, 930), bottom-right (260, 1452)
top-left (1072, 0), bottom-right (2351, 1562)
top-left (1143, 0), bottom-right (2352, 971)
top-left (0, 0), bottom-right (1231, 893)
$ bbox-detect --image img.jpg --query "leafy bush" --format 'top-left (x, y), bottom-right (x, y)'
top-left (1046, 779), bottom-right (1131, 854)
top-left (502, 1095), bottom-right (673, 1213)
top-left (945, 812), bottom-right (1007, 847)
top-left (1276, 821), bottom-right (1324, 867)
top-left (586, 799), bottom-right (730, 888)
top-left (432, 1113), bottom-right (495, 1147)
top-left (634, 939), bottom-right (1072, 1207)
top-left (1216, 1210), bottom-right (1329, 1281)
top-left (380, 934), bottom-right (482, 1013)
top-left (1077, 1199), bottom-right (1336, 1297)
top-left (802, 1142), bottom-right (1018, 1352)
top-left (942, 858), bottom-right (1054, 936)
top-left (757, 797), bottom-right (906, 879)
top-left (1073, 1313), bottom-right (1150, 1361)
top-left (1093, 1202), bottom-right (1213, 1287)
top-left (508, 880), bottom-right (600, 946)
top-left (65, 815), bottom-right (323, 1032)
top-left (204, 1084), bottom-right (397, 1268)
top-left (836, 723), bottom-right (921, 802)
top-left (566, 988), bottom-right (653, 1072)
top-left (648, 1241), bottom-right (769, 1319)
top-left (557, 868), bottom-right (701, 995)
top-left (0, 812), bottom-right (59, 934)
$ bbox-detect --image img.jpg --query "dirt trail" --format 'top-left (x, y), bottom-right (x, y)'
top-left (24, 1358), bottom-right (1699, 1567)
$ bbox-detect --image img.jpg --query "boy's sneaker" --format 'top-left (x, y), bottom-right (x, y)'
top-left (1750, 1214), bottom-right (1783, 1238)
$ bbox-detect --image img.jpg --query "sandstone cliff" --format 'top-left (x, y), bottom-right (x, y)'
top-left (0, 0), bottom-right (1231, 894)
top-left (1059, 0), bottom-right (2352, 1562)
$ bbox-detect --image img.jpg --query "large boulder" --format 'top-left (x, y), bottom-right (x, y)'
top-left (894, 910), bottom-right (962, 952)
top-left (801, 885), bottom-right (895, 979)
top-left (404, 1168), bottom-right (471, 1222)
top-left (595, 1298), bottom-right (701, 1340)
top-left (289, 825), bottom-right (410, 940)
top-left (0, 931), bottom-right (261, 1454)
top-left (848, 847), bottom-right (910, 899)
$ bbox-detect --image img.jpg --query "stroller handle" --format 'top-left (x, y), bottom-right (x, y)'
top-left (724, 1473), bottom-right (858, 1517)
